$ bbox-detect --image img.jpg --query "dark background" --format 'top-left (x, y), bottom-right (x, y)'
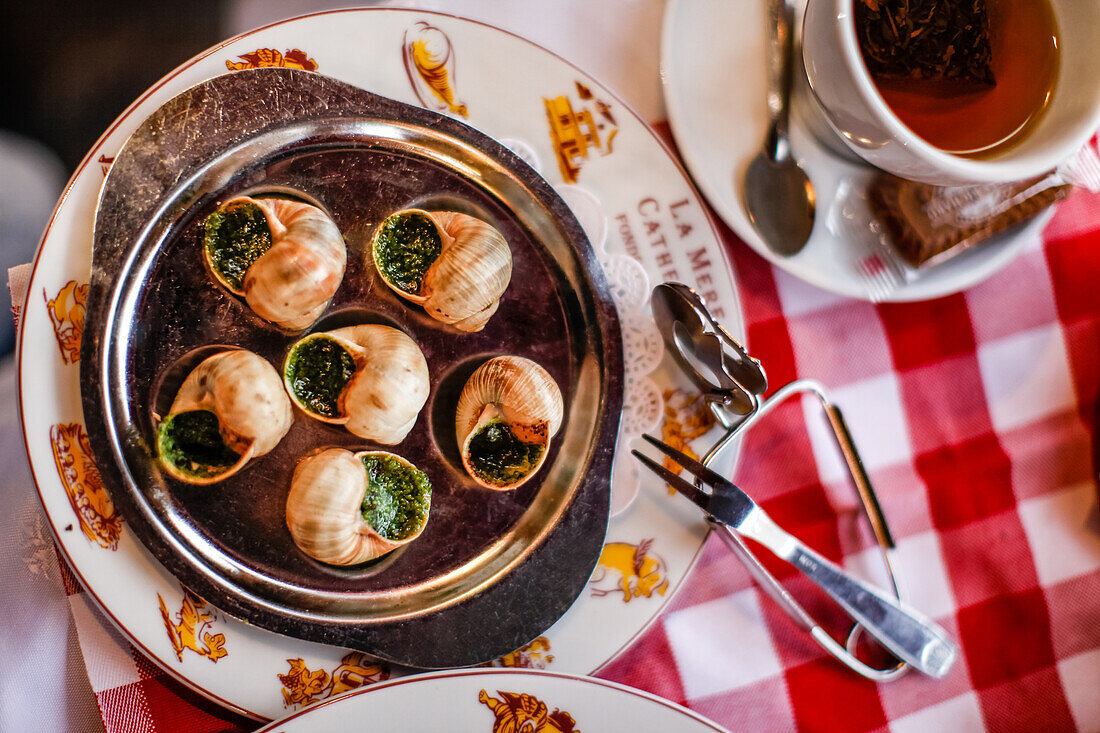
top-left (2, 1), bottom-right (223, 169)
top-left (0, 3), bottom-right (224, 354)
top-left (1, 2), bottom-right (223, 172)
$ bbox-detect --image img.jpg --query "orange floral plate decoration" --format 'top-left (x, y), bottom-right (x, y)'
top-left (253, 669), bottom-right (728, 733)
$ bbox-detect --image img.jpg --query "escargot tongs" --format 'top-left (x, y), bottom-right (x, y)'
top-left (632, 436), bottom-right (955, 679)
top-left (637, 283), bottom-right (958, 680)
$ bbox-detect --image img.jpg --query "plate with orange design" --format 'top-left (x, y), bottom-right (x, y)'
top-left (255, 669), bottom-right (729, 733)
top-left (19, 8), bottom-right (744, 721)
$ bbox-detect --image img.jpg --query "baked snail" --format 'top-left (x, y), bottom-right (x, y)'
top-left (283, 325), bottom-right (430, 444)
top-left (371, 209), bottom-right (511, 332)
top-left (286, 447), bottom-right (432, 565)
top-left (455, 356), bottom-right (563, 490)
top-left (203, 195), bottom-right (346, 330)
top-left (156, 349), bottom-right (292, 484)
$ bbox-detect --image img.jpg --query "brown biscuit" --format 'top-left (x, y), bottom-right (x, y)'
top-left (868, 173), bottom-right (1071, 268)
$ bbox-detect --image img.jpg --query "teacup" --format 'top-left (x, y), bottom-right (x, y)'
top-left (801, 0), bottom-right (1100, 185)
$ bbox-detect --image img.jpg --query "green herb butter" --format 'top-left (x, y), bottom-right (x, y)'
top-left (360, 455), bottom-right (432, 541)
top-left (158, 410), bottom-right (241, 479)
top-left (467, 420), bottom-right (544, 487)
top-left (204, 201), bottom-right (273, 292)
top-left (373, 212), bottom-right (442, 295)
top-left (285, 337), bottom-right (356, 418)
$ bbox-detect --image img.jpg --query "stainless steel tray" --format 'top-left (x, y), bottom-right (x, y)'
top-left (81, 68), bottom-right (622, 668)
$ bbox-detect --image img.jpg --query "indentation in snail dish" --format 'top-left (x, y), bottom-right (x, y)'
top-left (155, 349), bottom-right (292, 485)
top-left (455, 355), bottom-right (563, 490)
top-left (285, 447), bottom-right (433, 566)
top-left (202, 193), bottom-right (346, 331)
top-left (370, 208), bottom-right (512, 332)
top-left (282, 324), bottom-right (430, 444)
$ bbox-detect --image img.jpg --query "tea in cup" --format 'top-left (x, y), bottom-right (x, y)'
top-left (801, 0), bottom-right (1100, 184)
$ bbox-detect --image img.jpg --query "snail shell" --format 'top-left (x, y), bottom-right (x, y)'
top-left (205, 196), bottom-right (346, 331)
top-left (286, 448), bottom-right (432, 565)
top-left (372, 209), bottom-right (512, 332)
top-left (283, 325), bottom-right (430, 444)
top-left (455, 356), bottom-right (564, 490)
top-left (156, 349), bottom-right (292, 485)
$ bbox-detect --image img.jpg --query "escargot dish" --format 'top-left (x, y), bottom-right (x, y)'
top-left (455, 356), bottom-right (564, 490)
top-left (283, 324), bottom-right (430, 443)
top-left (203, 195), bottom-right (346, 330)
top-left (286, 448), bottom-right (432, 565)
top-left (371, 208), bottom-right (512, 332)
top-left (156, 350), bottom-right (293, 484)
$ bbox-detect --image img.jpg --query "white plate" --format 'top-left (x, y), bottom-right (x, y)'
top-left (255, 669), bottom-right (729, 732)
top-left (20, 8), bottom-right (743, 721)
top-left (660, 0), bottom-right (1051, 302)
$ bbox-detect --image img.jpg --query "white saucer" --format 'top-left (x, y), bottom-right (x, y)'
top-left (659, 0), bottom-right (1051, 302)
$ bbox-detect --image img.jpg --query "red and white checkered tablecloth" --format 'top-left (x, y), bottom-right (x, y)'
top-left (46, 131), bottom-right (1100, 731)
top-left (597, 143), bottom-right (1100, 732)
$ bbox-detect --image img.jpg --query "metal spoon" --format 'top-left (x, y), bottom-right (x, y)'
top-left (743, 0), bottom-right (816, 257)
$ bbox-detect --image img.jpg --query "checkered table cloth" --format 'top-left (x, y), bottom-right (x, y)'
top-left (597, 141), bottom-right (1100, 732)
top-left (45, 126), bottom-right (1100, 731)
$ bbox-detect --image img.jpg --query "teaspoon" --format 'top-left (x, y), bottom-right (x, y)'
top-left (743, 0), bottom-right (816, 256)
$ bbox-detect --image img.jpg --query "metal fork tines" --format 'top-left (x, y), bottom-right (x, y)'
top-left (631, 437), bottom-right (756, 528)
top-left (855, 253), bottom-right (906, 303)
top-left (632, 433), bottom-right (958, 680)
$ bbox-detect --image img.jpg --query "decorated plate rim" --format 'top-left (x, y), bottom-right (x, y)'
top-left (19, 7), bottom-right (743, 720)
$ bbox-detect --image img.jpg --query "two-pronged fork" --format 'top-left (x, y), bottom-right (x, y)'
top-left (632, 433), bottom-right (957, 679)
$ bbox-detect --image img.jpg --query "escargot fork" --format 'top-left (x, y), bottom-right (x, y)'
top-left (631, 434), bottom-right (958, 680)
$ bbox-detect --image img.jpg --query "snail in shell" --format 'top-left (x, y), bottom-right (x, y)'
top-left (455, 356), bottom-right (563, 490)
top-left (203, 195), bottom-right (346, 330)
top-left (286, 447), bottom-right (432, 565)
top-left (156, 349), bottom-right (293, 485)
top-left (371, 208), bottom-right (512, 332)
top-left (283, 324), bottom-right (430, 444)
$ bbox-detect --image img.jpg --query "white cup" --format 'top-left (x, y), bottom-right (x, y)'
top-left (802, 0), bottom-right (1100, 185)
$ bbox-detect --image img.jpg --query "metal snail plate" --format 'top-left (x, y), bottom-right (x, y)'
top-left (81, 67), bottom-right (623, 668)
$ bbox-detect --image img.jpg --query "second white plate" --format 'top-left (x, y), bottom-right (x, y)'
top-left (256, 669), bottom-right (729, 732)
